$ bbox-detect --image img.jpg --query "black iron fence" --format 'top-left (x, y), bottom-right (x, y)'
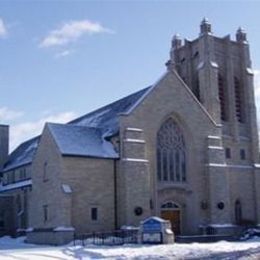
top-left (73, 229), bottom-right (139, 246)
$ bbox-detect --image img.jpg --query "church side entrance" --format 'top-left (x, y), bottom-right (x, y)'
top-left (160, 201), bottom-right (181, 235)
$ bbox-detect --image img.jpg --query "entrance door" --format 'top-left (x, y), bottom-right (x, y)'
top-left (161, 210), bottom-right (180, 235)
top-left (160, 201), bottom-right (181, 235)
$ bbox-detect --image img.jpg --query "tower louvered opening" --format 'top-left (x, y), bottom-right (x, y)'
top-left (218, 74), bottom-right (227, 121)
top-left (234, 77), bottom-right (244, 123)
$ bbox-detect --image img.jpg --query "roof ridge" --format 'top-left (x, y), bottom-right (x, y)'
top-left (3, 85), bottom-right (151, 172)
top-left (69, 86), bottom-right (151, 125)
top-left (11, 135), bottom-right (40, 151)
top-left (47, 122), bottom-right (101, 130)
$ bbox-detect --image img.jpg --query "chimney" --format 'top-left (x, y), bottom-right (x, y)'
top-left (0, 124), bottom-right (9, 171)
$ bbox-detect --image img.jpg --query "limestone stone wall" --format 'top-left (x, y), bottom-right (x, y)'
top-left (228, 168), bottom-right (256, 223)
top-left (255, 168), bottom-right (260, 225)
top-left (118, 71), bottom-right (227, 234)
top-left (29, 124), bottom-right (116, 235)
top-left (62, 157), bottom-right (115, 234)
top-left (27, 230), bottom-right (74, 245)
top-left (29, 126), bottom-right (69, 229)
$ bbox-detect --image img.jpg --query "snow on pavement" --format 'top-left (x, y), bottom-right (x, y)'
top-left (0, 236), bottom-right (260, 259)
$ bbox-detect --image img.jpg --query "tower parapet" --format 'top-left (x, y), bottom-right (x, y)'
top-left (236, 27), bottom-right (247, 44)
top-left (200, 17), bottom-right (212, 35)
top-left (171, 34), bottom-right (182, 49)
top-left (168, 18), bottom-right (255, 130)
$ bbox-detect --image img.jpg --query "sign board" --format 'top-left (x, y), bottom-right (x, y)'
top-left (142, 218), bottom-right (162, 232)
top-left (140, 216), bottom-right (174, 244)
top-left (142, 232), bottom-right (162, 243)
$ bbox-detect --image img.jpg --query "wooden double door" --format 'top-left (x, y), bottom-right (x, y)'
top-left (161, 210), bottom-right (181, 235)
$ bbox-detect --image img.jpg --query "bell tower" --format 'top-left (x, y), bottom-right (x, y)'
top-left (168, 19), bottom-right (260, 232)
top-left (168, 18), bottom-right (221, 124)
top-left (168, 18), bottom-right (258, 138)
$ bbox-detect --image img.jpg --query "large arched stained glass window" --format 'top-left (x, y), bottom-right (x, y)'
top-left (157, 118), bottom-right (186, 182)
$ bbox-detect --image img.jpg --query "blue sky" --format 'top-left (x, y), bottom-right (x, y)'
top-left (0, 0), bottom-right (260, 150)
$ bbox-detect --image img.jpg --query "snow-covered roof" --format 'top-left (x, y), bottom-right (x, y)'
top-left (0, 179), bottom-right (32, 193)
top-left (2, 137), bottom-right (40, 173)
top-left (142, 216), bottom-right (169, 224)
top-left (1, 86), bottom-right (150, 173)
top-left (69, 86), bottom-right (151, 136)
top-left (48, 123), bottom-right (118, 159)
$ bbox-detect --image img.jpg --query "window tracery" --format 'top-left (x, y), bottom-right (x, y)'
top-left (157, 118), bottom-right (186, 182)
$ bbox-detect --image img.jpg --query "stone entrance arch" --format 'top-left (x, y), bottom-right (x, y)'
top-left (160, 201), bottom-right (181, 235)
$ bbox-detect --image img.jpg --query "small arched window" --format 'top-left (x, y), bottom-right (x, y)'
top-left (43, 162), bottom-right (48, 182)
top-left (234, 77), bottom-right (244, 123)
top-left (218, 74), bottom-right (228, 121)
top-left (157, 118), bottom-right (186, 182)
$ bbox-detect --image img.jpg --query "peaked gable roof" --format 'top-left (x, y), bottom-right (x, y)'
top-left (69, 86), bottom-right (151, 136)
top-left (2, 86), bottom-right (150, 172)
top-left (2, 136), bottom-right (40, 172)
top-left (47, 123), bottom-right (118, 159)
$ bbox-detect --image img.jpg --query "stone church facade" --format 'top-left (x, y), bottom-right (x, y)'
top-left (1, 19), bottom-right (260, 244)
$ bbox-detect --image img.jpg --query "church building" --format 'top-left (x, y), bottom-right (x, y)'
top-left (1, 19), bottom-right (260, 245)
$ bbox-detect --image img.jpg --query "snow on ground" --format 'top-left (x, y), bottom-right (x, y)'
top-left (0, 236), bottom-right (260, 259)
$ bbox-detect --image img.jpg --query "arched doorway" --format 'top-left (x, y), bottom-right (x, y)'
top-left (161, 201), bottom-right (181, 235)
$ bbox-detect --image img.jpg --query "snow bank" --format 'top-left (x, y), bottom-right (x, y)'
top-left (0, 236), bottom-right (259, 259)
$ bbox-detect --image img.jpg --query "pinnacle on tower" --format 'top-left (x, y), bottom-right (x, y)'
top-left (172, 34), bottom-right (182, 49)
top-left (200, 17), bottom-right (212, 35)
top-left (236, 27), bottom-right (247, 43)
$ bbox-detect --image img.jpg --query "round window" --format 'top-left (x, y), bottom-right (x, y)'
top-left (217, 202), bottom-right (225, 210)
top-left (134, 207), bottom-right (143, 216)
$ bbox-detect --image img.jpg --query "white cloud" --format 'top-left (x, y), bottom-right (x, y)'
top-left (0, 107), bottom-right (23, 121)
top-left (0, 18), bottom-right (7, 38)
top-left (39, 19), bottom-right (113, 48)
top-left (10, 111), bottom-right (77, 151)
top-left (55, 49), bottom-right (74, 59)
